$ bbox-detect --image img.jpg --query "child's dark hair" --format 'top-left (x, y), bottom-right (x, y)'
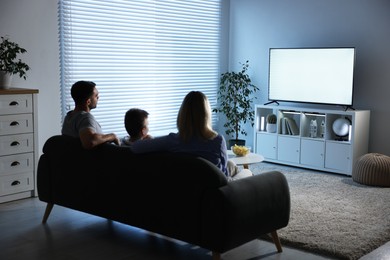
top-left (124, 108), bottom-right (149, 138)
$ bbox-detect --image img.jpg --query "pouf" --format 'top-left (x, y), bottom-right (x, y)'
top-left (352, 153), bottom-right (390, 187)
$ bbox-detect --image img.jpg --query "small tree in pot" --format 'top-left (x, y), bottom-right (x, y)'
top-left (0, 36), bottom-right (30, 89)
top-left (213, 60), bottom-right (259, 147)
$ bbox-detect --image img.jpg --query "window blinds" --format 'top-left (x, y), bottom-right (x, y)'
top-left (59, 0), bottom-right (221, 137)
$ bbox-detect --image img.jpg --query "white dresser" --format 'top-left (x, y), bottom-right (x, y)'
top-left (0, 88), bottom-right (39, 203)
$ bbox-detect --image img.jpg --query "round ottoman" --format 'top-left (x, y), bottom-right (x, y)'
top-left (352, 153), bottom-right (390, 187)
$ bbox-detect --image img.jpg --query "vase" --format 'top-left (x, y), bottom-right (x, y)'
top-left (266, 123), bottom-right (277, 133)
top-left (0, 71), bottom-right (13, 89)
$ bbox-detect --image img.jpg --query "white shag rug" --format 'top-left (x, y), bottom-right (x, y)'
top-left (250, 162), bottom-right (390, 260)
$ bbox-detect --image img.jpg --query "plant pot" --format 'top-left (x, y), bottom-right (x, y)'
top-left (0, 71), bottom-right (13, 89)
top-left (228, 139), bottom-right (246, 147)
top-left (266, 123), bottom-right (277, 133)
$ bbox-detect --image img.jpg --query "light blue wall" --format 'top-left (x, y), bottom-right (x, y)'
top-left (224, 0), bottom-right (390, 155)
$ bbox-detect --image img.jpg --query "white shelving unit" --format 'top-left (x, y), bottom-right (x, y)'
top-left (254, 104), bottom-right (370, 175)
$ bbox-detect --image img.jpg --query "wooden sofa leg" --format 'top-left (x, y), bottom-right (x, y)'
top-left (270, 230), bottom-right (283, 252)
top-left (42, 203), bottom-right (54, 223)
top-left (212, 251), bottom-right (221, 260)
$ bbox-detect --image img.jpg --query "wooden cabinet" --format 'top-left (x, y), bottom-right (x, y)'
top-left (0, 88), bottom-right (39, 203)
top-left (254, 104), bottom-right (370, 175)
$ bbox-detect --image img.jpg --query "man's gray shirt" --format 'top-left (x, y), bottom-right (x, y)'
top-left (62, 111), bottom-right (103, 137)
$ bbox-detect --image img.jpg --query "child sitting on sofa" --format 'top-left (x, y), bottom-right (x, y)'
top-left (122, 108), bottom-right (152, 146)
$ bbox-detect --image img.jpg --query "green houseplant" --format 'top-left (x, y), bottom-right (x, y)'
top-left (213, 60), bottom-right (259, 147)
top-left (266, 113), bottom-right (277, 133)
top-left (0, 36), bottom-right (30, 88)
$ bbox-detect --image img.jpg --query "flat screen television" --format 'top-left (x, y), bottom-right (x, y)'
top-left (267, 47), bottom-right (355, 106)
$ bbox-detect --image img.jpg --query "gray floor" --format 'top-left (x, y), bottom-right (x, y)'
top-left (0, 197), bottom-right (386, 260)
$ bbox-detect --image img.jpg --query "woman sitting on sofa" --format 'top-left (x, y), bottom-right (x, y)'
top-left (130, 91), bottom-right (252, 181)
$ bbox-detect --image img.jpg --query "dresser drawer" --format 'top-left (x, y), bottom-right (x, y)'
top-left (0, 114), bottom-right (33, 136)
top-left (0, 172), bottom-right (33, 196)
top-left (0, 153), bottom-right (34, 175)
top-left (0, 134), bottom-right (34, 156)
top-left (0, 94), bottom-right (33, 115)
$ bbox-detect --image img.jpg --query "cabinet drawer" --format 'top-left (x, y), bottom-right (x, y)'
top-left (256, 133), bottom-right (277, 160)
top-left (300, 139), bottom-right (325, 167)
top-left (0, 134), bottom-right (34, 156)
top-left (325, 142), bottom-right (351, 174)
top-left (0, 153), bottom-right (34, 175)
top-left (0, 114), bottom-right (33, 135)
top-left (0, 172), bottom-right (33, 196)
top-left (277, 136), bottom-right (300, 163)
top-left (0, 94), bottom-right (33, 115)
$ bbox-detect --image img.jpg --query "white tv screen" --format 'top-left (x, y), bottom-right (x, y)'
top-left (268, 48), bottom-right (355, 106)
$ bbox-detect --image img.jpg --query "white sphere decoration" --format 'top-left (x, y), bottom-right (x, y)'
top-left (332, 118), bottom-right (350, 136)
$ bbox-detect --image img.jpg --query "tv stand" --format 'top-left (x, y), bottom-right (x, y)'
top-left (342, 105), bottom-right (355, 111)
top-left (264, 100), bottom-right (279, 106)
top-left (254, 104), bottom-right (370, 176)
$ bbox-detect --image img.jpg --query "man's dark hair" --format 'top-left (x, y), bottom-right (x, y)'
top-left (124, 108), bottom-right (149, 138)
top-left (71, 81), bottom-right (96, 105)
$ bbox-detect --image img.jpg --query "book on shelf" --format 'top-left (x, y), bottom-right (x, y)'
top-left (281, 118), bottom-right (287, 135)
top-left (285, 117), bottom-right (299, 135)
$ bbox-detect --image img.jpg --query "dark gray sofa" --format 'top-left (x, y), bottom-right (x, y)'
top-left (37, 135), bottom-right (290, 259)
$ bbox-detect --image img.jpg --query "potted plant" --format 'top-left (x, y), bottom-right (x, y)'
top-left (213, 60), bottom-right (259, 147)
top-left (266, 113), bottom-right (277, 133)
top-left (0, 36), bottom-right (30, 89)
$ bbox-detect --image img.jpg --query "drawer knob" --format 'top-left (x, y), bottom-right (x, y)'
top-left (11, 161), bottom-right (20, 167)
top-left (10, 121), bottom-right (20, 126)
top-left (9, 101), bottom-right (19, 106)
top-left (11, 180), bottom-right (21, 186)
top-left (10, 141), bottom-right (20, 147)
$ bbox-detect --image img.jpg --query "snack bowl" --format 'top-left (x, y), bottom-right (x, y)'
top-left (231, 145), bottom-right (250, 156)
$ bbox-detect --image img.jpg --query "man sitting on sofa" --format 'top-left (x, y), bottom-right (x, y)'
top-left (62, 80), bottom-right (120, 149)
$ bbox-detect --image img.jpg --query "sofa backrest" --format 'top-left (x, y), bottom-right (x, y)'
top-left (38, 135), bottom-right (228, 244)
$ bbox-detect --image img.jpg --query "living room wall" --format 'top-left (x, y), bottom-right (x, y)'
top-left (227, 0), bottom-right (390, 155)
top-left (1, 0), bottom-right (389, 156)
top-left (0, 0), bottom-right (61, 154)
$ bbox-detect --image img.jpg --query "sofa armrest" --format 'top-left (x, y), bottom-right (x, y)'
top-left (37, 154), bottom-right (52, 203)
top-left (201, 171), bottom-right (290, 253)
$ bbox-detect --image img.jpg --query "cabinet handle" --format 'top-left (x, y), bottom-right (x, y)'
top-left (9, 101), bottom-right (19, 106)
top-left (10, 121), bottom-right (20, 126)
top-left (11, 161), bottom-right (20, 167)
top-left (11, 180), bottom-right (21, 186)
top-left (10, 141), bottom-right (20, 147)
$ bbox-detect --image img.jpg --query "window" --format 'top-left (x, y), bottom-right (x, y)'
top-left (59, 0), bottom-right (221, 137)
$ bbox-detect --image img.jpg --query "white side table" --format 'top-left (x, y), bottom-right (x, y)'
top-left (227, 150), bottom-right (264, 169)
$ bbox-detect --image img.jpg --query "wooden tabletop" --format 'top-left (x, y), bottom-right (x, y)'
top-left (227, 150), bottom-right (264, 169)
top-left (0, 88), bottom-right (39, 95)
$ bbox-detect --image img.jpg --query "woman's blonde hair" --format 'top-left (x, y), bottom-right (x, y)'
top-left (177, 91), bottom-right (217, 142)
